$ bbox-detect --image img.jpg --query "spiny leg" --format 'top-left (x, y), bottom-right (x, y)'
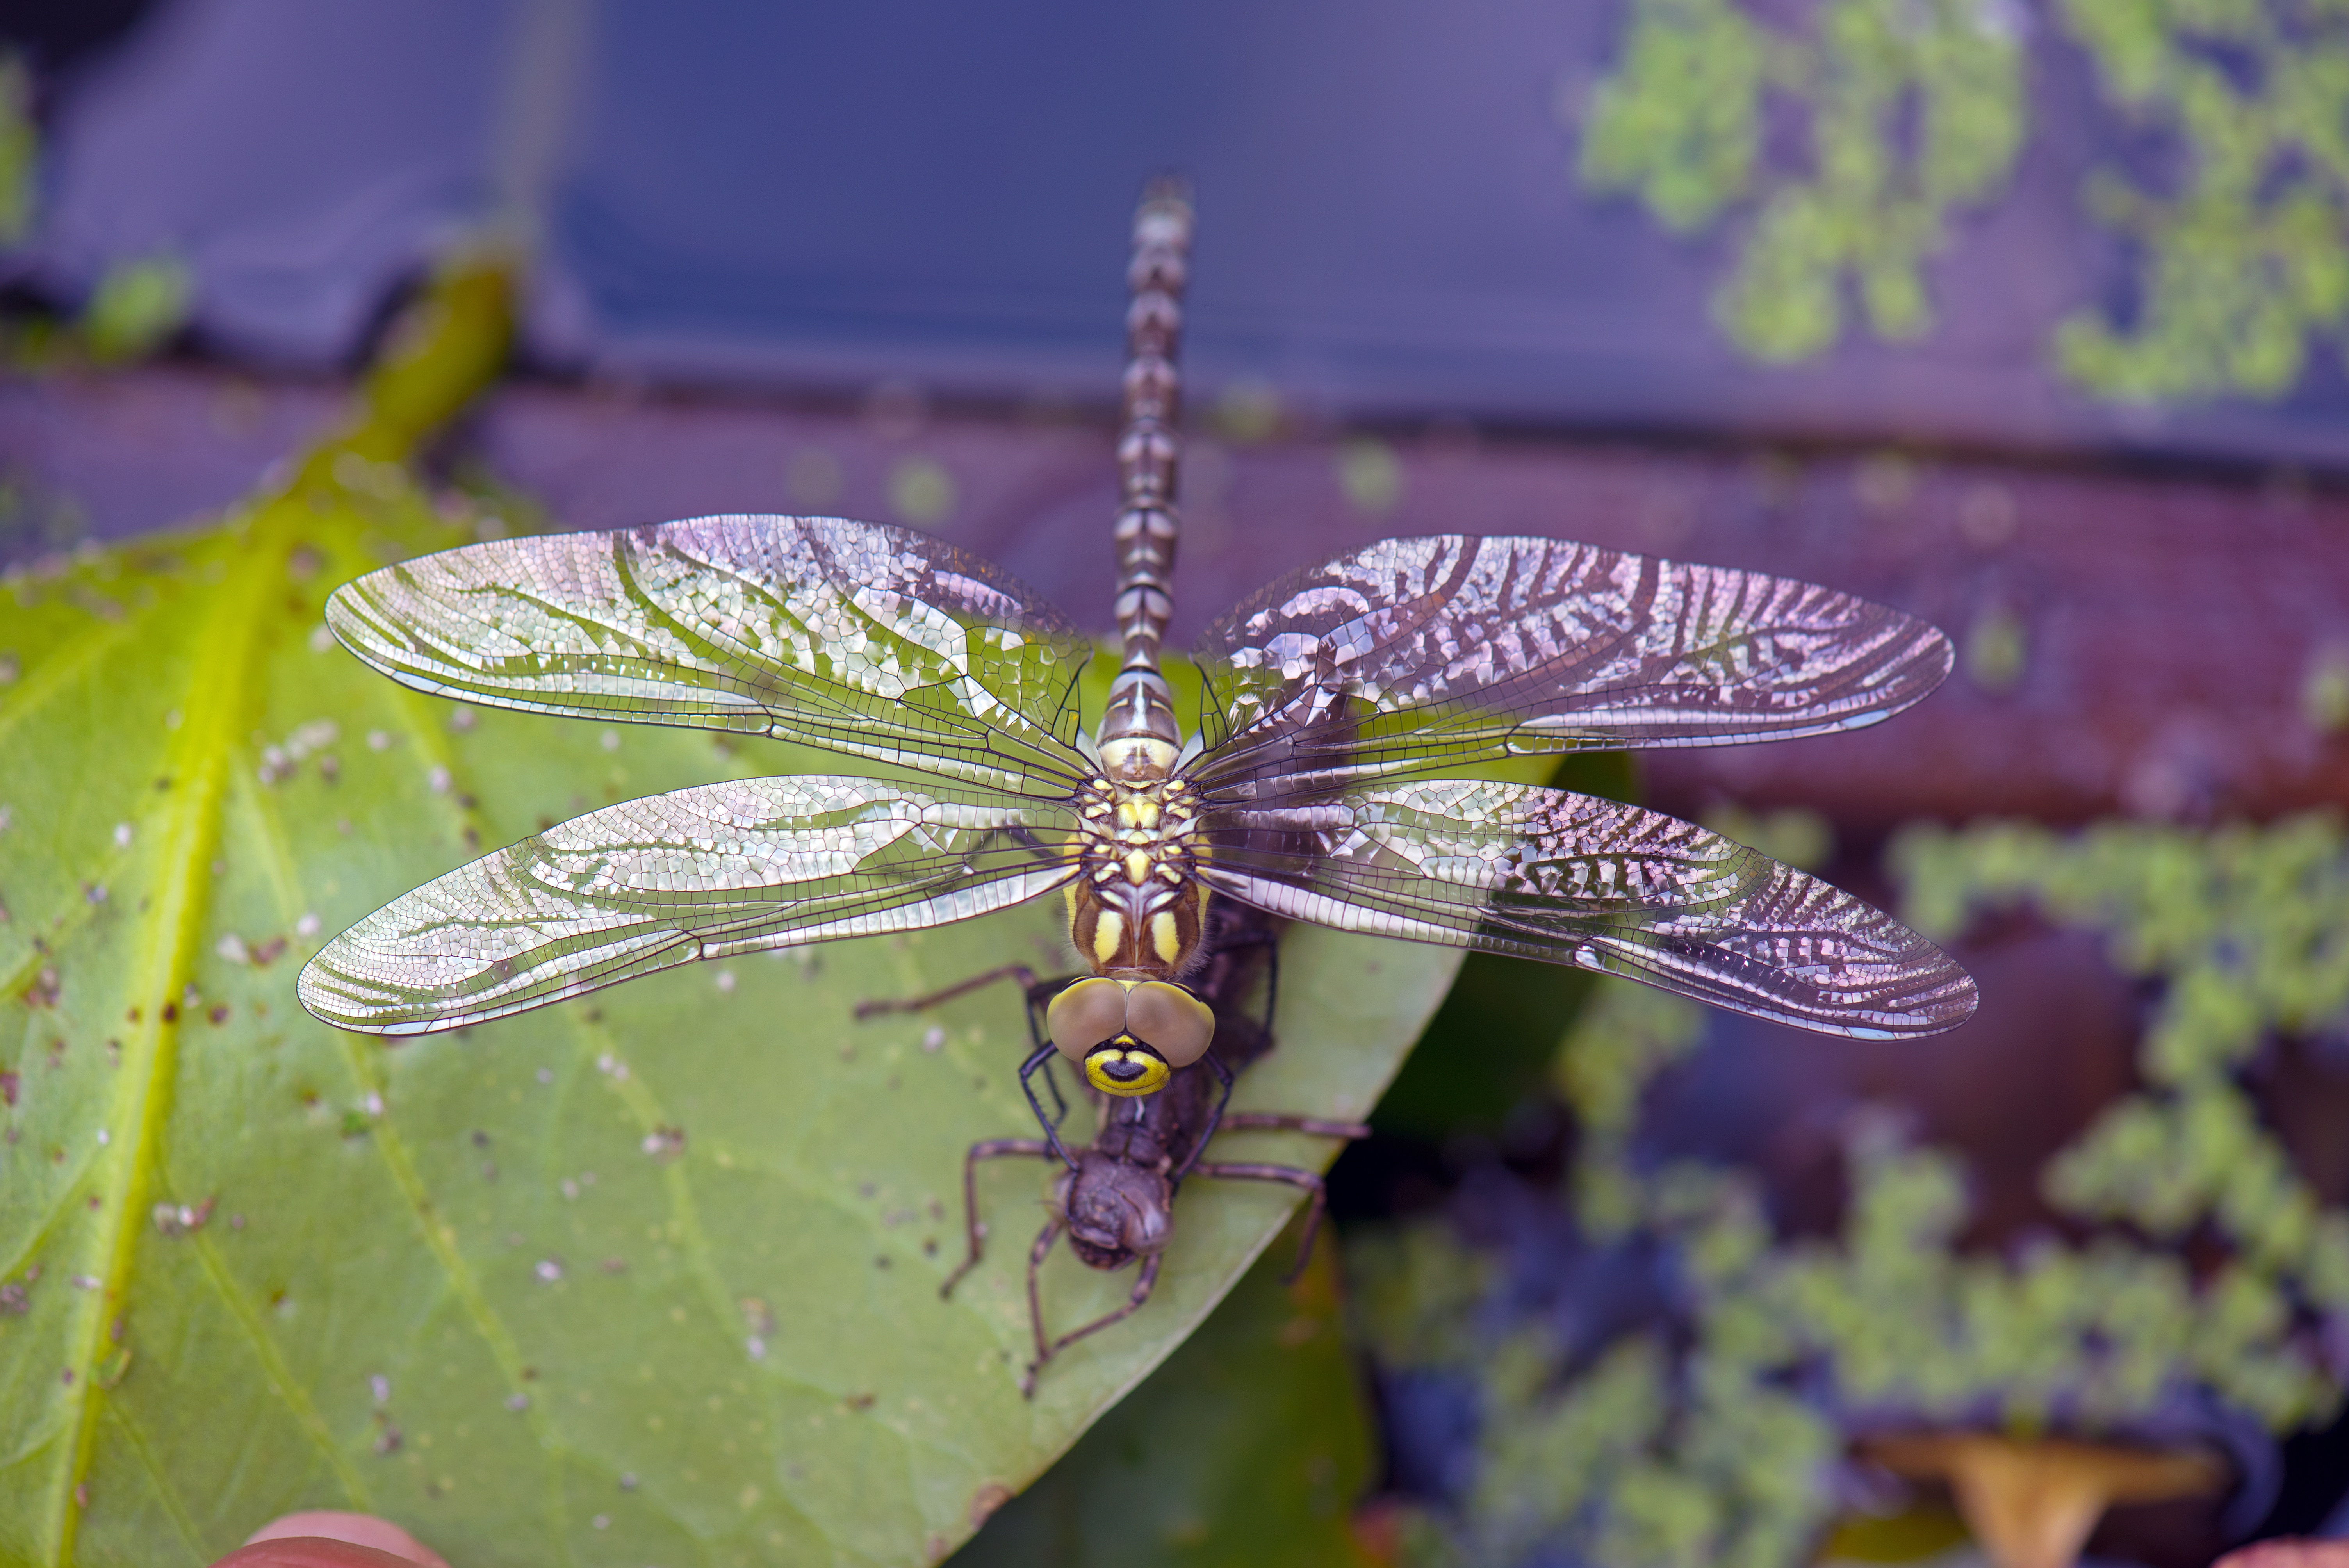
top-left (1019, 1044), bottom-right (1082, 1169)
top-left (1219, 1110), bottom-right (1371, 1140)
top-left (1169, 1051), bottom-right (1235, 1182)
top-left (1192, 1161), bottom-right (1337, 1283)
top-left (852, 963), bottom-right (1041, 1021)
top-left (1019, 1213), bottom-right (1067, 1393)
top-left (858, 962), bottom-right (1073, 1126)
top-left (1022, 1252), bottom-right (1165, 1399)
top-left (941, 1137), bottom-right (1052, 1299)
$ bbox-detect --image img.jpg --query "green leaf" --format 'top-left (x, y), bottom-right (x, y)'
top-left (0, 263), bottom-right (1459, 1566)
top-left (954, 1222), bottom-right (1376, 1568)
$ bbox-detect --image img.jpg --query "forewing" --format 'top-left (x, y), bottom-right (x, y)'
top-left (326, 515), bottom-right (1095, 794)
top-left (1191, 535), bottom-right (1950, 798)
top-left (1199, 780), bottom-right (1974, 1038)
top-left (298, 777), bottom-right (1080, 1034)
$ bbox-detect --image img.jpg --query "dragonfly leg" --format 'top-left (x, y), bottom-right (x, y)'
top-left (1016, 1212), bottom-right (1068, 1394)
top-left (852, 963), bottom-right (1041, 1020)
top-left (1218, 1110), bottom-right (1372, 1140)
top-left (941, 1137), bottom-right (1053, 1300)
top-left (1021, 1252), bottom-right (1164, 1399)
top-left (1192, 1161), bottom-right (1332, 1284)
top-left (1169, 1051), bottom-right (1235, 1182)
top-left (1019, 1044), bottom-right (1082, 1170)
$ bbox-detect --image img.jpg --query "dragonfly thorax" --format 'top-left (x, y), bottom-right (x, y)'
top-left (1066, 772), bottom-right (1209, 987)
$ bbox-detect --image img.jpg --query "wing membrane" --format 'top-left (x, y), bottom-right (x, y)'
top-left (1199, 780), bottom-right (1974, 1038)
top-left (1191, 536), bottom-right (1950, 798)
top-left (326, 515), bottom-right (1095, 795)
top-left (298, 777), bottom-right (1079, 1034)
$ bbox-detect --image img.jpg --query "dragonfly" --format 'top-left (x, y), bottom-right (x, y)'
top-left (298, 182), bottom-right (1975, 1133)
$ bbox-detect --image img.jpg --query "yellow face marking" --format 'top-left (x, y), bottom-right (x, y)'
top-left (1083, 1042), bottom-right (1169, 1097)
top-left (1094, 864), bottom-right (1117, 883)
top-left (1158, 864), bottom-right (1185, 884)
top-left (1091, 910), bottom-right (1125, 968)
top-left (1083, 802), bottom-right (1111, 818)
top-left (1124, 850), bottom-right (1152, 884)
top-left (1150, 911), bottom-right (1182, 965)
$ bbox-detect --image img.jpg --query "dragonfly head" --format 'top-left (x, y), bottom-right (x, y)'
top-left (1046, 976), bottom-right (1214, 1097)
top-left (1051, 1156), bottom-right (1174, 1267)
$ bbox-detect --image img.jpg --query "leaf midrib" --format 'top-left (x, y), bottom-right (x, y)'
top-left (49, 509), bottom-right (283, 1564)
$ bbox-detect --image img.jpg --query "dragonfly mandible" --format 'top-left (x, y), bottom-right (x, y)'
top-left (297, 183), bottom-right (1977, 1103)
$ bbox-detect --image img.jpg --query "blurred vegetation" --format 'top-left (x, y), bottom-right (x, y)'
top-left (1352, 814), bottom-right (2349, 1566)
top-left (0, 55), bottom-right (33, 247)
top-left (1579, 0), bottom-right (2026, 363)
top-left (2053, 0), bottom-right (2349, 402)
top-left (1580, 0), bottom-right (2349, 404)
top-left (0, 53), bottom-right (191, 373)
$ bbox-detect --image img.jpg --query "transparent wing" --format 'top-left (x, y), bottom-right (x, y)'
top-left (326, 515), bottom-right (1096, 795)
top-left (298, 777), bottom-right (1080, 1034)
top-left (1191, 535), bottom-right (1951, 799)
top-left (1199, 780), bottom-right (1975, 1038)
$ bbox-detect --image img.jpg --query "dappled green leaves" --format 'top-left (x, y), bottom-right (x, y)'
top-left (1579, 0), bottom-right (2026, 362)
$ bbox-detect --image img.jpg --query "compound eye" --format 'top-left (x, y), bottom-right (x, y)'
top-left (1125, 982), bottom-right (1214, 1068)
top-left (1046, 977), bottom-right (1130, 1065)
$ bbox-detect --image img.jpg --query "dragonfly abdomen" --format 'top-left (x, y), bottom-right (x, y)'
top-left (1099, 179), bottom-right (1193, 782)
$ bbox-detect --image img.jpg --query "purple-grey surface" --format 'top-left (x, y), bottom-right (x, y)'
top-left (23, 0), bottom-right (2349, 466)
top-left (9, 363), bottom-right (2347, 829)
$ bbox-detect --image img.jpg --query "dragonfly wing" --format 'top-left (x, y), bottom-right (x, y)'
top-left (326, 515), bottom-right (1096, 794)
top-left (1191, 535), bottom-right (1950, 796)
top-left (1200, 780), bottom-right (1975, 1038)
top-left (298, 777), bottom-right (1079, 1034)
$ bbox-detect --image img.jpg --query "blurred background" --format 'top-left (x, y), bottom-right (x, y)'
top-left (4, 1), bottom-right (2348, 1564)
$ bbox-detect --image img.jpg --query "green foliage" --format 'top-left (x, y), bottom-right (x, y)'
top-left (1578, 0), bottom-right (2027, 361)
top-left (955, 1224), bottom-right (1376, 1568)
top-left (1365, 814), bottom-right (2349, 1567)
top-left (0, 55), bottom-right (33, 248)
top-left (1353, 1226), bottom-right (1839, 1568)
top-left (0, 260), bottom-right (1460, 1566)
top-left (2053, 0), bottom-right (2349, 401)
top-left (78, 258), bottom-right (192, 366)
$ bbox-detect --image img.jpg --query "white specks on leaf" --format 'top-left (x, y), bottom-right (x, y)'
top-left (366, 729), bottom-right (392, 751)
top-left (112, 822), bottom-right (132, 848)
top-left (216, 934), bottom-right (250, 965)
top-left (295, 911), bottom-right (320, 938)
top-left (70, 1274), bottom-right (100, 1289)
top-left (308, 623), bottom-right (336, 654)
top-left (506, 1393), bottom-right (529, 1412)
top-left (427, 765), bottom-right (452, 794)
top-left (449, 706), bottom-right (476, 732)
top-left (370, 1375), bottom-right (390, 1404)
top-left (535, 1259), bottom-right (563, 1284)
top-left (922, 1027), bottom-right (945, 1053)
